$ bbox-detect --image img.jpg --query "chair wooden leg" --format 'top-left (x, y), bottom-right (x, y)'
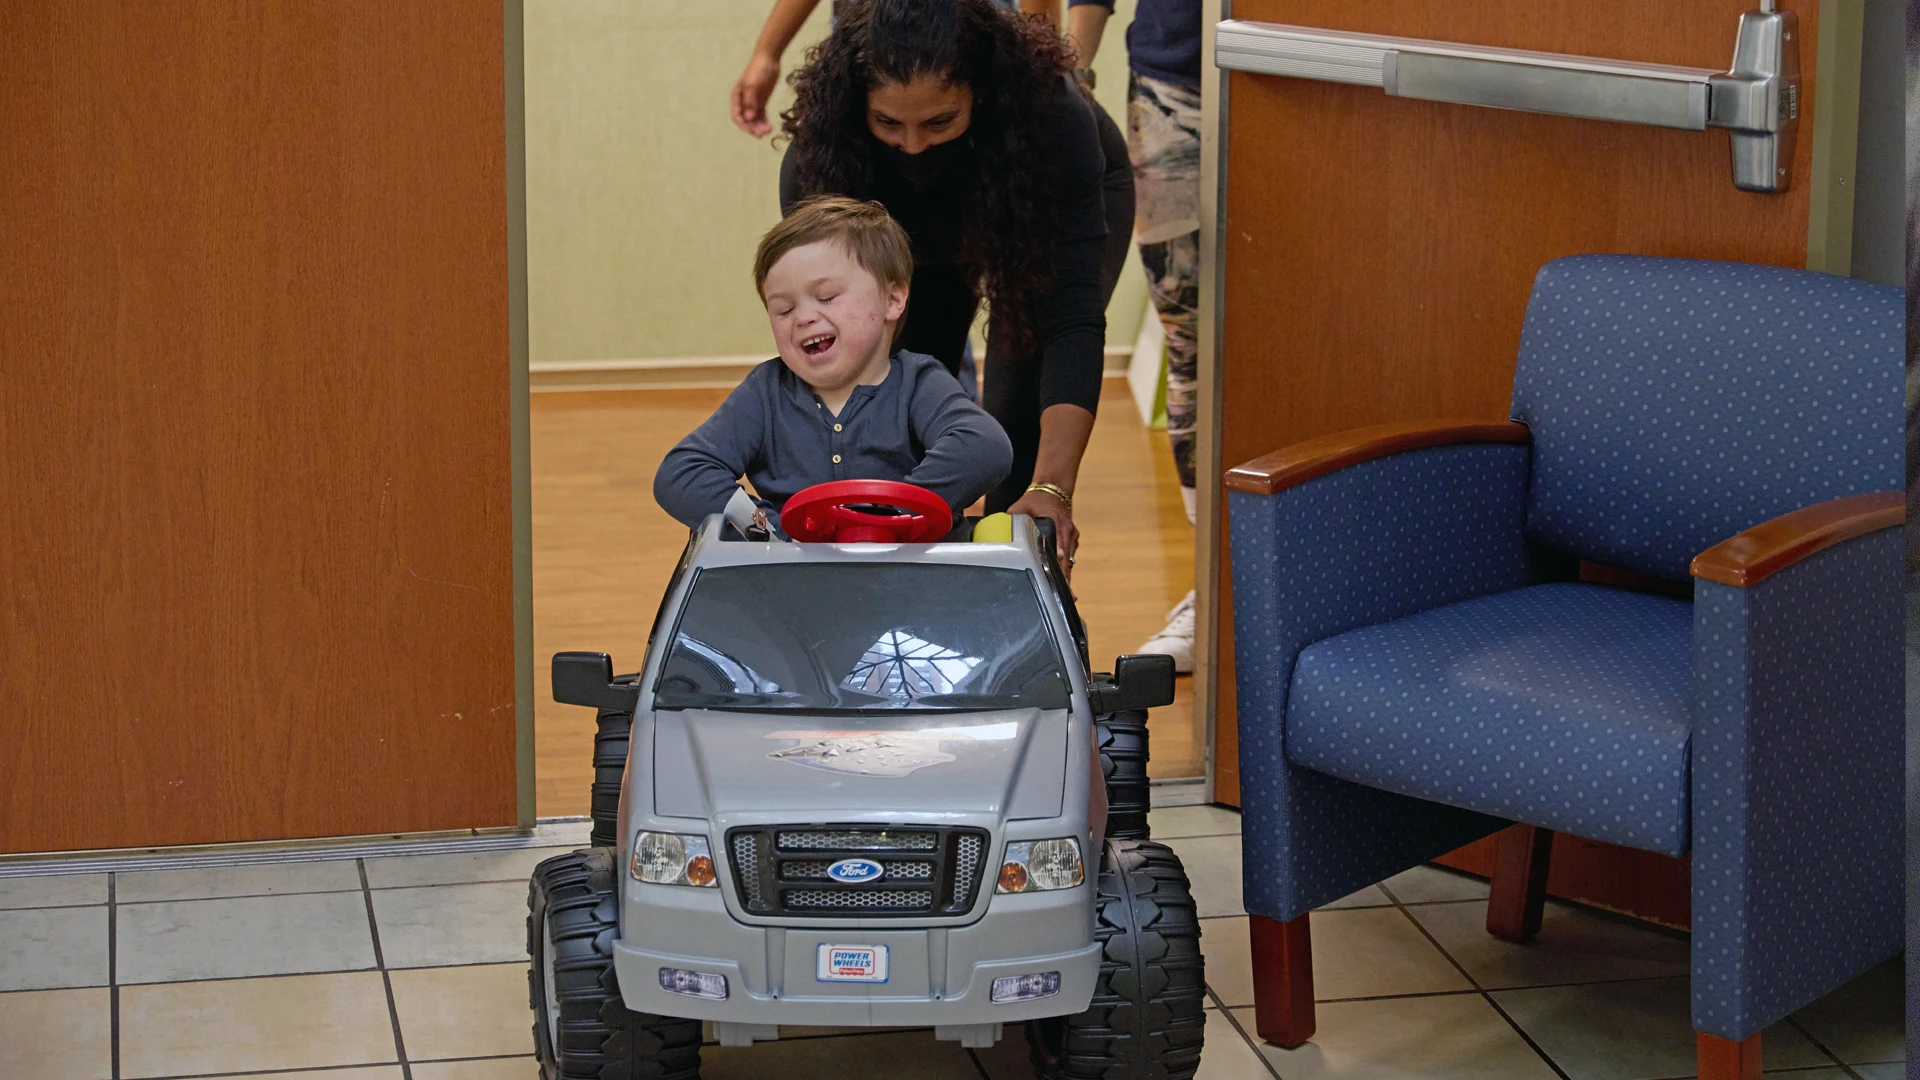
top-left (1697, 1032), bottom-right (1762, 1080)
top-left (1249, 912), bottom-right (1315, 1048)
top-left (1486, 823), bottom-right (1554, 942)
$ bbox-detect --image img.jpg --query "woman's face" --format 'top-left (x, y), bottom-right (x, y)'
top-left (866, 76), bottom-right (974, 154)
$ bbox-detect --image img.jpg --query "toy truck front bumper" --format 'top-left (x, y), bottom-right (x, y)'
top-left (612, 882), bottom-right (1101, 1026)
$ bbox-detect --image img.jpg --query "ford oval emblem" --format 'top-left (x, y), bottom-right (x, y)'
top-left (826, 858), bottom-right (885, 883)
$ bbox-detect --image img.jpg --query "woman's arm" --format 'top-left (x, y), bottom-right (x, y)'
top-left (1007, 404), bottom-right (1096, 574)
top-left (1008, 85), bottom-right (1116, 575)
top-left (1065, 1), bottom-right (1113, 66)
top-left (731, 0), bottom-right (821, 137)
top-left (1020, 0), bottom-right (1062, 26)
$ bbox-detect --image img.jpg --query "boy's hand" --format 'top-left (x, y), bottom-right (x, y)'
top-left (731, 53), bottom-right (781, 137)
top-left (1009, 488), bottom-right (1078, 581)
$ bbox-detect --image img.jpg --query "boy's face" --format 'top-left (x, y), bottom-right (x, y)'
top-left (761, 239), bottom-right (908, 393)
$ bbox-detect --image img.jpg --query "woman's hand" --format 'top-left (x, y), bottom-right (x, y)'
top-left (1015, 404), bottom-right (1096, 579)
top-left (1009, 486), bottom-right (1079, 580)
top-left (730, 52), bottom-right (782, 137)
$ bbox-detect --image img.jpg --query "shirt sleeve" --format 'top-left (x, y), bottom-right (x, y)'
top-left (1029, 84), bottom-right (1111, 414)
top-left (1067, 0), bottom-right (1116, 8)
top-left (653, 369), bottom-right (771, 528)
top-left (902, 360), bottom-right (1015, 513)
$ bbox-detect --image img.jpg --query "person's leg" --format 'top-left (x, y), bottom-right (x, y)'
top-left (1129, 72), bottom-right (1204, 669)
top-left (1145, 230), bottom-right (1199, 497)
top-left (896, 263), bottom-right (978, 378)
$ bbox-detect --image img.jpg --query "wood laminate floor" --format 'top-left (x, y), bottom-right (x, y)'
top-left (531, 379), bottom-right (1199, 818)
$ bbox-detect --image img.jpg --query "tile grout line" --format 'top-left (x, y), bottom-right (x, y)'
top-left (109, 871), bottom-right (121, 1080)
top-left (1208, 986), bottom-right (1286, 1080)
top-left (358, 858), bottom-right (412, 1080)
top-left (123, 1062), bottom-right (457, 1080)
top-left (0, 957), bottom-right (526, 996)
top-left (1378, 880), bottom-right (1575, 1080)
top-left (1782, 1014), bottom-right (1866, 1079)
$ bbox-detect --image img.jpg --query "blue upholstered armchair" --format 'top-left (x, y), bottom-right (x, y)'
top-left (1226, 255), bottom-right (1904, 1079)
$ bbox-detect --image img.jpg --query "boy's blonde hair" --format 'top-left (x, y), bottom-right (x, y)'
top-left (754, 196), bottom-right (914, 298)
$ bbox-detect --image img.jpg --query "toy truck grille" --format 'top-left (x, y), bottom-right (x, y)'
top-left (725, 825), bottom-right (990, 918)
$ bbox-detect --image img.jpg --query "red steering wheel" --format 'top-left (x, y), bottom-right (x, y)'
top-left (781, 480), bottom-right (952, 544)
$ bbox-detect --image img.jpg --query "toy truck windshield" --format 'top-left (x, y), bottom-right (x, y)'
top-left (653, 562), bottom-right (1070, 712)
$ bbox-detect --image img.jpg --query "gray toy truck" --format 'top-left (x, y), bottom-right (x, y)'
top-left (528, 481), bottom-right (1205, 1079)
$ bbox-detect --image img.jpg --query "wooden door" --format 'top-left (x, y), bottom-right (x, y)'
top-left (1210, 0), bottom-right (1843, 923)
top-left (0, 2), bottom-right (521, 853)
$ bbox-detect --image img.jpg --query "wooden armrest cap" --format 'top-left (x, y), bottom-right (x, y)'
top-left (1224, 420), bottom-right (1531, 496)
top-left (1690, 491), bottom-right (1904, 587)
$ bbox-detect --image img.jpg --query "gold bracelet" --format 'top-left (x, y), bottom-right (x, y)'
top-left (1025, 482), bottom-right (1073, 510)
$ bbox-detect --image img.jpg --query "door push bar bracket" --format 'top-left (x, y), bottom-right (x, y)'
top-left (1215, 6), bottom-right (1798, 192)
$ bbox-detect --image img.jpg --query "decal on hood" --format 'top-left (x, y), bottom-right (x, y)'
top-left (762, 723), bottom-right (1017, 778)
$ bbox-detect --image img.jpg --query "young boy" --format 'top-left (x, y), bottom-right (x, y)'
top-left (654, 196), bottom-right (1013, 535)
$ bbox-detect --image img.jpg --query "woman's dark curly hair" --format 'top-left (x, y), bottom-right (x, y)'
top-left (781, 0), bottom-right (1074, 353)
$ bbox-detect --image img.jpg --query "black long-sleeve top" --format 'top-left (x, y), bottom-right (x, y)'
top-left (780, 75), bottom-right (1110, 415)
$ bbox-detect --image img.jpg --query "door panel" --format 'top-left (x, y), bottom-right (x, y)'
top-left (1213, 0), bottom-right (1821, 921)
top-left (0, 2), bottom-right (516, 853)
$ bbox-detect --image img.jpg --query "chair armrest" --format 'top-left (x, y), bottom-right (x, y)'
top-left (1226, 423), bottom-right (1538, 919)
top-left (1226, 419), bottom-right (1531, 496)
top-left (1689, 512), bottom-right (1904, 1037)
top-left (1690, 491), bottom-right (1904, 587)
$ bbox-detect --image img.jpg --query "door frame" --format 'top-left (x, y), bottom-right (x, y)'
top-left (1194, 0), bottom-right (1232, 802)
top-left (508, 0), bottom-right (536, 828)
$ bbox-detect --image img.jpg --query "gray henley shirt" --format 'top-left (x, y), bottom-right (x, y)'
top-left (653, 350), bottom-right (1015, 529)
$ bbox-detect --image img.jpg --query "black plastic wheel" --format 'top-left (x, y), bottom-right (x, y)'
top-left (528, 847), bottom-right (702, 1080)
top-left (589, 675), bottom-right (638, 849)
top-left (1025, 840), bottom-right (1206, 1080)
top-left (1097, 710), bottom-right (1151, 840)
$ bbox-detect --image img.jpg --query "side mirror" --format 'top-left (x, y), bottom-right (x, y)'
top-left (1086, 653), bottom-right (1176, 714)
top-left (552, 651), bottom-right (640, 712)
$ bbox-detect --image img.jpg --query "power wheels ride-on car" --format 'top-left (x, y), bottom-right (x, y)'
top-left (528, 480), bottom-right (1204, 1079)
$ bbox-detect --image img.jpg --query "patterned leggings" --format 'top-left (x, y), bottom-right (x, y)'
top-left (1127, 73), bottom-right (1202, 493)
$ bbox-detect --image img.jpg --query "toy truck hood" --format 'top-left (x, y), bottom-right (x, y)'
top-left (651, 708), bottom-right (1068, 820)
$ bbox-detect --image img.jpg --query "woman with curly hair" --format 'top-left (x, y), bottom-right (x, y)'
top-left (773, 0), bottom-right (1134, 569)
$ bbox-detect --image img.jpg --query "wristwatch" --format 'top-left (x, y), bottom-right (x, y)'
top-left (1073, 67), bottom-right (1096, 90)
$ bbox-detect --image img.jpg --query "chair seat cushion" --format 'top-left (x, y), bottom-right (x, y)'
top-left (1286, 583), bottom-right (1694, 855)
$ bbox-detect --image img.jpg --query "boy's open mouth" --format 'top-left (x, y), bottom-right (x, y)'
top-left (800, 333), bottom-right (836, 357)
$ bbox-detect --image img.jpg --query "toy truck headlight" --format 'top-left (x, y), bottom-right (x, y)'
top-left (632, 832), bottom-right (717, 887)
top-left (996, 837), bottom-right (1084, 893)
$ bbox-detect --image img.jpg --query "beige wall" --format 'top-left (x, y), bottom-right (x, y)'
top-left (524, 0), bottom-right (1145, 366)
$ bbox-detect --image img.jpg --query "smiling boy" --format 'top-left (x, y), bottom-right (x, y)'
top-left (654, 196), bottom-right (1013, 535)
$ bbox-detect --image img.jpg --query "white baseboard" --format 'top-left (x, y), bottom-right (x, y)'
top-left (533, 348), bottom-right (1135, 393)
top-left (1127, 298), bottom-right (1165, 425)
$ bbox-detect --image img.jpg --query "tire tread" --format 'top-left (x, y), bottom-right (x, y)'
top-left (1027, 839), bottom-right (1207, 1079)
top-left (528, 848), bottom-right (701, 1080)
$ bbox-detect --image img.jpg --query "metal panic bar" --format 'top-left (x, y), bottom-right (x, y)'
top-left (1215, 11), bottom-right (1799, 192)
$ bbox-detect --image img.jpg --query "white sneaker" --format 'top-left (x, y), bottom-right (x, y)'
top-left (1139, 590), bottom-right (1196, 674)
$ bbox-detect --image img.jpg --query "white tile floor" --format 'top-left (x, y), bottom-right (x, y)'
top-left (0, 804), bottom-right (1903, 1079)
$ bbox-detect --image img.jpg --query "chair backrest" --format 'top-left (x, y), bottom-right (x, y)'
top-left (1509, 255), bottom-right (1903, 582)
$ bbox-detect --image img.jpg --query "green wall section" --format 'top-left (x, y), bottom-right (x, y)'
top-left (524, 0), bottom-right (1144, 367)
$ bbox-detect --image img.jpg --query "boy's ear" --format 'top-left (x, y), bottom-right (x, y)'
top-left (884, 281), bottom-right (909, 323)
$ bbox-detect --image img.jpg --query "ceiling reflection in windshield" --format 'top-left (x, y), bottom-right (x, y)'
top-left (652, 563), bottom-right (1068, 712)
